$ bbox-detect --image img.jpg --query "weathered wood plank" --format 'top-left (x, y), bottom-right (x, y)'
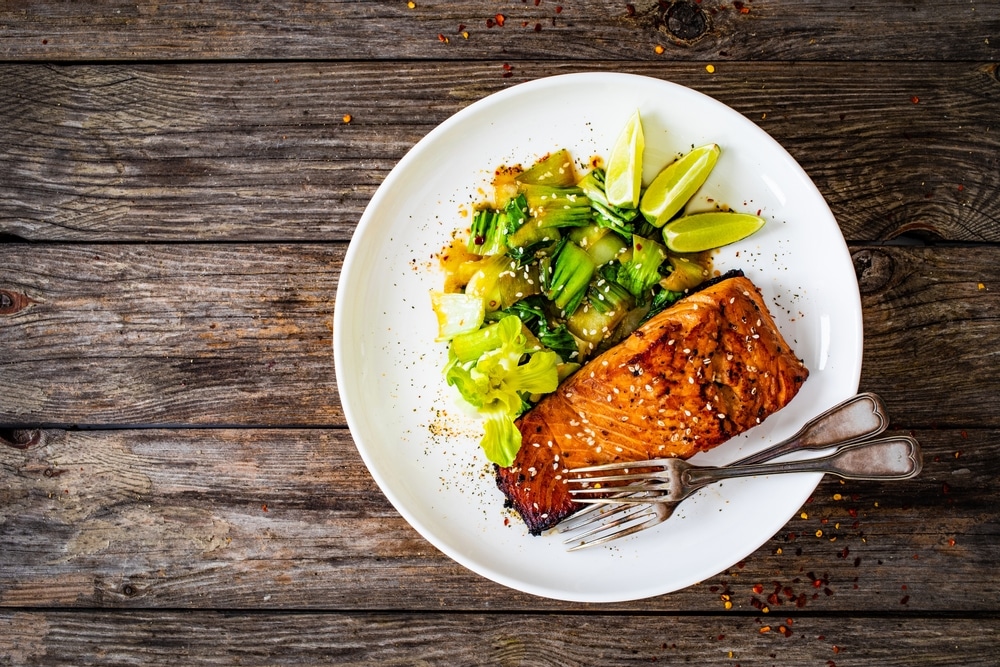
top-left (2, 61), bottom-right (999, 243)
top-left (2, 243), bottom-right (998, 427)
top-left (0, 427), bottom-right (994, 611)
top-left (0, 244), bottom-right (342, 426)
top-left (1, 0), bottom-right (997, 62)
top-left (2, 610), bottom-right (998, 666)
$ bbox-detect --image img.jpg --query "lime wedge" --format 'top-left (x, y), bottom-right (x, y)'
top-left (662, 211), bottom-right (765, 253)
top-left (639, 144), bottom-right (720, 227)
top-left (604, 110), bottom-right (644, 208)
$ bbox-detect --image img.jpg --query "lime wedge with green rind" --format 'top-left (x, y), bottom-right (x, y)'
top-left (639, 144), bottom-right (720, 227)
top-left (662, 211), bottom-right (765, 253)
top-left (604, 111), bottom-right (644, 208)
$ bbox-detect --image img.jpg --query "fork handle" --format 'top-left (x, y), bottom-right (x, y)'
top-left (684, 435), bottom-right (922, 486)
top-left (729, 392), bottom-right (888, 466)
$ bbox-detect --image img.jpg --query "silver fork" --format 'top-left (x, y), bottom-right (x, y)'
top-left (561, 434), bottom-right (921, 551)
top-left (556, 393), bottom-right (889, 550)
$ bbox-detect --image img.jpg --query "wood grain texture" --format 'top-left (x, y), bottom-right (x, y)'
top-left (0, 244), bottom-right (342, 426)
top-left (0, 426), bottom-right (994, 611)
top-left (2, 61), bottom-right (999, 243)
top-left (0, 0), bottom-right (997, 62)
top-left (2, 610), bottom-right (998, 666)
top-left (2, 243), bottom-right (998, 427)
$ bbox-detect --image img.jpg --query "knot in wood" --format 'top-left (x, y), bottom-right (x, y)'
top-left (660, 1), bottom-right (708, 41)
top-left (0, 289), bottom-right (30, 315)
top-left (852, 249), bottom-right (895, 295)
top-left (0, 429), bottom-right (43, 450)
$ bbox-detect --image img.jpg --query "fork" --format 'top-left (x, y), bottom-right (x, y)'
top-left (556, 392), bottom-right (888, 549)
top-left (561, 434), bottom-right (921, 550)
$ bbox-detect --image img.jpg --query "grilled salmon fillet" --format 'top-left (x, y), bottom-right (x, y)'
top-left (495, 271), bottom-right (809, 534)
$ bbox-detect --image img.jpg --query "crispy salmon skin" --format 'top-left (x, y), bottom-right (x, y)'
top-left (495, 272), bottom-right (809, 534)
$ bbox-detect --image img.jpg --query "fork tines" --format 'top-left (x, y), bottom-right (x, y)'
top-left (557, 490), bottom-right (667, 551)
top-left (566, 459), bottom-right (674, 502)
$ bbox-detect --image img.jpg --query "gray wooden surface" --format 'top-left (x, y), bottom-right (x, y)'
top-left (2, 1), bottom-right (999, 664)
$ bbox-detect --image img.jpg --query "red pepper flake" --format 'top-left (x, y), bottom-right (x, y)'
top-left (911, 95), bottom-right (920, 104)
top-left (948, 538), bottom-right (956, 547)
top-left (486, 17), bottom-right (495, 28)
top-left (534, 22), bottom-right (543, 31)
top-left (495, 13), bottom-right (506, 27)
top-left (752, 583), bottom-right (764, 594)
top-left (626, 3), bottom-right (636, 16)
top-left (556, 5), bottom-right (563, 12)
top-left (832, 645), bottom-right (841, 654)
top-left (437, 33), bottom-right (450, 43)
top-left (262, 503), bottom-right (268, 512)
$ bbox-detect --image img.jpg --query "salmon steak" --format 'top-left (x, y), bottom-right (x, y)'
top-left (495, 271), bottom-right (809, 535)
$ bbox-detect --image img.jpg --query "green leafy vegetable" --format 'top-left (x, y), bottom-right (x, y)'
top-left (445, 315), bottom-right (560, 466)
top-left (615, 234), bottom-right (668, 301)
top-left (543, 239), bottom-right (596, 316)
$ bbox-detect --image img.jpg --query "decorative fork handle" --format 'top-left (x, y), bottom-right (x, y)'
top-left (684, 435), bottom-right (922, 487)
top-left (729, 392), bottom-right (888, 467)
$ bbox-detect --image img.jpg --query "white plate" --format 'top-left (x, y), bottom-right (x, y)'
top-left (333, 73), bottom-right (862, 602)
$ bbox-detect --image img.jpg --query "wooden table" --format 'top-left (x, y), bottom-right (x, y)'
top-left (2, 2), bottom-right (999, 663)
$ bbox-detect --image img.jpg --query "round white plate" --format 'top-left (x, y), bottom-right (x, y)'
top-left (333, 73), bottom-right (862, 602)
